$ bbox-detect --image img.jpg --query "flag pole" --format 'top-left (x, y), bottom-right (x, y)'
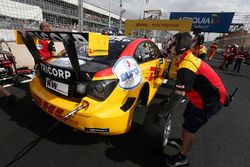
top-left (139, 0), bottom-right (144, 19)
top-left (108, 0), bottom-right (111, 28)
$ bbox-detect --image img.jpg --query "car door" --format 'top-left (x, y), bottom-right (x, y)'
top-left (134, 41), bottom-right (169, 104)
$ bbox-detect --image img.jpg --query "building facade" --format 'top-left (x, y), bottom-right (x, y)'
top-left (219, 29), bottom-right (250, 51)
top-left (6, 0), bottom-right (131, 33)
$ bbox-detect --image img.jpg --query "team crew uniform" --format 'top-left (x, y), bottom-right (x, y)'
top-left (208, 43), bottom-right (218, 61)
top-left (176, 50), bottom-right (227, 133)
top-left (37, 40), bottom-right (55, 59)
top-left (190, 45), bottom-right (207, 60)
top-left (219, 46), bottom-right (231, 70)
top-left (233, 51), bottom-right (245, 73)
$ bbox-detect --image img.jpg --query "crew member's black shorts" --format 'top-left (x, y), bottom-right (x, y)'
top-left (182, 102), bottom-right (222, 133)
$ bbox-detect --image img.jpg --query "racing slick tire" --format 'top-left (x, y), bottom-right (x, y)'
top-left (142, 102), bottom-right (172, 151)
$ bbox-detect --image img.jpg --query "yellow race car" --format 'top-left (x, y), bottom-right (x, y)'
top-left (19, 31), bottom-right (170, 136)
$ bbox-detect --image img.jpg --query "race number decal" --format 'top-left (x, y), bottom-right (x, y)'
top-left (113, 56), bottom-right (142, 90)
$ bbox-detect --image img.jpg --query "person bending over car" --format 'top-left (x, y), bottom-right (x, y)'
top-left (164, 32), bottom-right (227, 167)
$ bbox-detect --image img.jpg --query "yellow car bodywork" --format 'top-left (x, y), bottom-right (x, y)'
top-left (30, 58), bottom-right (170, 135)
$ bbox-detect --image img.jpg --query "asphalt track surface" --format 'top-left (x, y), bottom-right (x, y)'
top-left (1, 60), bottom-right (250, 167)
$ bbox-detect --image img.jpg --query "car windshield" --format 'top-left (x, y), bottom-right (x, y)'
top-left (75, 38), bottom-right (133, 65)
top-left (48, 38), bottom-right (133, 73)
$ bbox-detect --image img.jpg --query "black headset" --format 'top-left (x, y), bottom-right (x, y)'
top-left (175, 33), bottom-right (192, 55)
top-left (196, 34), bottom-right (204, 45)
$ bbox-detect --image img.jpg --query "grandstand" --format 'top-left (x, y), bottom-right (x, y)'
top-left (0, 0), bottom-right (42, 30)
top-left (1, 0), bottom-right (136, 34)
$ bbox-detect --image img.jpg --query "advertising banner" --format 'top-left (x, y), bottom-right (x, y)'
top-left (124, 20), bottom-right (192, 36)
top-left (170, 12), bottom-right (234, 33)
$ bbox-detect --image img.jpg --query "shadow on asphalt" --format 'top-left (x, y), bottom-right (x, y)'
top-left (1, 96), bottom-right (103, 145)
top-left (104, 123), bottom-right (167, 167)
top-left (203, 63), bottom-right (250, 81)
top-left (220, 71), bottom-right (250, 80)
top-left (208, 64), bottom-right (223, 71)
top-left (1, 83), bottom-right (173, 167)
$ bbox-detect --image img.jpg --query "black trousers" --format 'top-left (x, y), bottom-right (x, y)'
top-left (233, 58), bottom-right (243, 72)
top-left (225, 56), bottom-right (234, 69)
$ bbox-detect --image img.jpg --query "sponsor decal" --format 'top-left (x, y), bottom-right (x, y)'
top-left (40, 63), bottom-right (71, 79)
top-left (124, 20), bottom-right (192, 36)
top-left (178, 15), bottom-right (220, 25)
top-left (32, 93), bottom-right (79, 125)
top-left (77, 55), bottom-right (93, 61)
top-left (46, 77), bottom-right (69, 96)
top-left (170, 12), bottom-right (234, 33)
top-left (145, 65), bottom-right (163, 81)
top-left (211, 14), bottom-right (220, 24)
top-left (84, 127), bottom-right (109, 133)
top-left (113, 56), bottom-right (142, 90)
top-left (32, 93), bottom-right (64, 119)
top-left (77, 55), bottom-right (94, 61)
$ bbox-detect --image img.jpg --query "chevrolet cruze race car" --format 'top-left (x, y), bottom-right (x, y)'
top-left (19, 31), bottom-right (170, 136)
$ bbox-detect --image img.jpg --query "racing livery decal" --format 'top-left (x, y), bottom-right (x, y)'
top-left (40, 62), bottom-right (72, 79)
top-left (145, 64), bottom-right (163, 81)
top-left (32, 93), bottom-right (79, 125)
top-left (113, 56), bottom-right (142, 90)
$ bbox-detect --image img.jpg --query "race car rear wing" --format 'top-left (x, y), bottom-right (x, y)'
top-left (16, 31), bottom-right (109, 81)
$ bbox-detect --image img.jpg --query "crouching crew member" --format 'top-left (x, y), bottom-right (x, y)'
top-left (164, 32), bottom-right (227, 167)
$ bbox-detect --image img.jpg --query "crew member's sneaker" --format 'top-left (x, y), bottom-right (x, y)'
top-left (167, 138), bottom-right (182, 149)
top-left (166, 152), bottom-right (188, 167)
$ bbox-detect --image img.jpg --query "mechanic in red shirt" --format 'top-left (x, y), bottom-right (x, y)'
top-left (225, 44), bottom-right (237, 70)
top-left (219, 45), bottom-right (231, 70)
top-left (208, 42), bottom-right (218, 61)
top-left (190, 34), bottom-right (207, 60)
top-left (233, 47), bottom-right (246, 73)
top-left (164, 32), bottom-right (227, 167)
top-left (37, 22), bottom-right (56, 59)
